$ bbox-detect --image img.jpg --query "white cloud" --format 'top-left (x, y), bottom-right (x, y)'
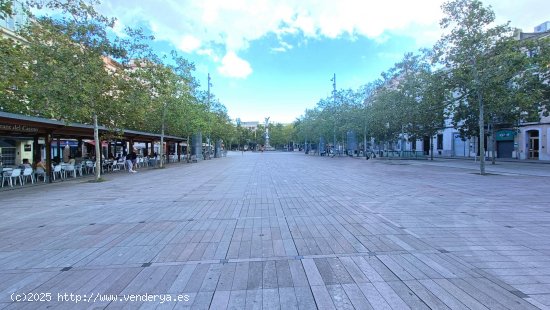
top-left (197, 48), bottom-right (213, 56)
top-left (98, 0), bottom-right (447, 56)
top-left (271, 47), bottom-right (287, 53)
top-left (197, 48), bottom-right (220, 62)
top-left (483, 0), bottom-right (550, 32)
top-left (280, 41), bottom-right (293, 50)
top-left (217, 51), bottom-right (252, 78)
top-left (111, 19), bottom-right (128, 38)
top-left (98, 0), bottom-right (550, 66)
top-left (271, 40), bottom-right (293, 53)
top-left (178, 35), bottom-right (201, 53)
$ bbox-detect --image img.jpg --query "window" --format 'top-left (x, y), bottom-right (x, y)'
top-left (437, 134), bottom-right (443, 150)
top-left (0, 147), bottom-right (16, 166)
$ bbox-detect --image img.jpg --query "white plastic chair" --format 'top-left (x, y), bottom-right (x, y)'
top-left (34, 167), bottom-right (46, 182)
top-left (3, 168), bottom-right (22, 187)
top-left (64, 164), bottom-right (76, 178)
top-left (85, 161), bottom-right (95, 174)
top-left (111, 161), bottom-right (120, 172)
top-left (52, 165), bottom-right (63, 180)
top-left (22, 168), bottom-right (35, 184)
top-left (74, 163), bottom-right (83, 177)
top-left (1, 169), bottom-right (13, 187)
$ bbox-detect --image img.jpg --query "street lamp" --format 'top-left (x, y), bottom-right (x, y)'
top-left (331, 73), bottom-right (337, 155)
top-left (207, 73), bottom-right (213, 159)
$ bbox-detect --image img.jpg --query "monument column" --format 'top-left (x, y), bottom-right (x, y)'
top-left (264, 117), bottom-right (274, 151)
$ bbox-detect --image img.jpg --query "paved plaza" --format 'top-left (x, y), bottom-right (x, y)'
top-left (1, 152), bottom-right (550, 309)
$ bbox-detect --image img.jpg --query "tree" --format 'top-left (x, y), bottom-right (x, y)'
top-left (10, 1), bottom-right (124, 181)
top-left (433, 0), bottom-right (544, 173)
top-left (366, 86), bottom-right (402, 147)
top-left (297, 108), bottom-right (325, 148)
top-left (1, 0), bottom-right (237, 172)
top-left (0, 36), bottom-right (28, 112)
top-left (357, 81), bottom-right (382, 155)
top-left (387, 52), bottom-right (446, 158)
top-left (0, 0), bottom-right (12, 18)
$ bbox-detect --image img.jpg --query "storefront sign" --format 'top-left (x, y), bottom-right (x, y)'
top-left (0, 123), bottom-right (39, 133)
top-left (496, 130), bottom-right (516, 141)
top-left (52, 140), bottom-right (80, 147)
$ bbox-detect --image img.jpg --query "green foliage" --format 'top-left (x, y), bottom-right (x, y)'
top-left (434, 0), bottom-right (538, 138)
top-left (0, 37), bottom-right (28, 112)
top-left (267, 123), bottom-right (294, 148)
top-left (294, 0), bottom-right (548, 158)
top-left (0, 0), bottom-right (12, 19)
top-left (294, 52), bottom-right (446, 150)
top-left (0, 0), bottom-right (236, 144)
top-left (1, 0), bottom-right (122, 129)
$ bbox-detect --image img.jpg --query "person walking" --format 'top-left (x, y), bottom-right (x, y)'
top-left (130, 150), bottom-right (138, 171)
top-left (126, 152), bottom-right (136, 173)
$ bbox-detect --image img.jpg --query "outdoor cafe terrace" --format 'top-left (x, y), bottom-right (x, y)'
top-left (0, 111), bottom-right (188, 188)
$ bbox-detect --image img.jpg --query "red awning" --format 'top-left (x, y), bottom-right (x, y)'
top-left (83, 139), bottom-right (108, 147)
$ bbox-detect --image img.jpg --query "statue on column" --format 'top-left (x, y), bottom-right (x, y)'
top-left (264, 117), bottom-right (271, 148)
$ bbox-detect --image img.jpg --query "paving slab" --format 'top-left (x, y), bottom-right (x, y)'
top-left (1, 152), bottom-right (549, 308)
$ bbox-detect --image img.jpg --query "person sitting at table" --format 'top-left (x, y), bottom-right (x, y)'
top-left (20, 158), bottom-right (32, 169)
top-left (67, 156), bottom-right (76, 165)
top-left (34, 158), bottom-right (47, 181)
top-left (35, 158), bottom-right (47, 170)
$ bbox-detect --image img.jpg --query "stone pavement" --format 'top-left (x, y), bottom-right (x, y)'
top-left (0, 152), bottom-right (550, 309)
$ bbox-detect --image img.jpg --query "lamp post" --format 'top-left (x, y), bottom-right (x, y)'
top-left (207, 73), bottom-right (213, 159)
top-left (331, 73), bottom-right (337, 155)
top-left (364, 99), bottom-right (368, 159)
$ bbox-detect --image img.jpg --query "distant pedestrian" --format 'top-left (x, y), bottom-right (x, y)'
top-left (131, 150), bottom-right (137, 170)
top-left (126, 152), bottom-right (136, 173)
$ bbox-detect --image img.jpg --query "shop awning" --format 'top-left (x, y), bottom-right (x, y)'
top-left (496, 130), bottom-right (516, 141)
top-left (83, 139), bottom-right (108, 147)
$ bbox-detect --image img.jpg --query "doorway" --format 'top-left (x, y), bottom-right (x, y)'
top-left (497, 141), bottom-right (513, 158)
top-left (453, 133), bottom-right (466, 157)
top-left (423, 136), bottom-right (430, 155)
top-left (527, 130), bottom-right (539, 159)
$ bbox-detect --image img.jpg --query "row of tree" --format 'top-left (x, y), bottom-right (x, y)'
top-left (0, 0), bottom-right (235, 179)
top-left (231, 123), bottom-right (295, 151)
top-left (293, 0), bottom-right (550, 173)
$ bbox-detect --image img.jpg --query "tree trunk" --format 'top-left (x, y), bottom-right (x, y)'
top-left (364, 126), bottom-right (367, 159)
top-left (491, 129), bottom-right (497, 165)
top-left (187, 135), bottom-right (190, 163)
top-left (159, 104), bottom-right (166, 168)
top-left (430, 136), bottom-right (433, 161)
top-left (93, 113), bottom-right (101, 181)
top-left (472, 57), bottom-right (485, 175)
top-left (45, 133), bottom-right (52, 183)
top-left (479, 104), bottom-right (485, 174)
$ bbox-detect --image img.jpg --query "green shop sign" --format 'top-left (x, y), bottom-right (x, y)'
top-left (496, 130), bottom-right (516, 141)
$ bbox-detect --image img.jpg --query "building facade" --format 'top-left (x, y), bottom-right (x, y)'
top-left (399, 22), bottom-right (550, 161)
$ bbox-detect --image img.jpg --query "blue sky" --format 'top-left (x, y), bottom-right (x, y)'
top-left (97, 0), bottom-right (550, 124)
